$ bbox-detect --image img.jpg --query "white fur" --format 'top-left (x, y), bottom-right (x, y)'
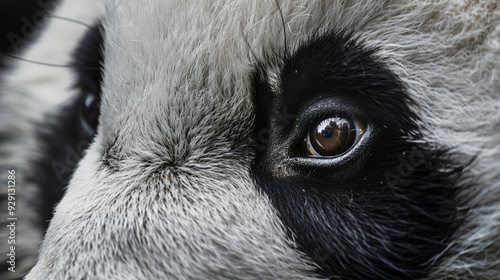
top-left (0, 0), bottom-right (499, 279)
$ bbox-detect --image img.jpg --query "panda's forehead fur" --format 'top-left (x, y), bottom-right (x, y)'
top-left (1, 0), bottom-right (499, 279)
top-left (99, 0), bottom-right (496, 166)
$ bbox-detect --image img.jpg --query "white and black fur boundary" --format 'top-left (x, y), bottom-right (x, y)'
top-left (1, 0), bottom-right (499, 279)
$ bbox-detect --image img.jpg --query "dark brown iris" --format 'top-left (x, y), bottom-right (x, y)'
top-left (307, 117), bottom-right (356, 156)
top-left (80, 91), bottom-right (100, 129)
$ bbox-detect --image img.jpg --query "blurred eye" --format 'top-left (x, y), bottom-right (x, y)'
top-left (305, 116), bottom-right (366, 157)
top-left (79, 91), bottom-right (100, 137)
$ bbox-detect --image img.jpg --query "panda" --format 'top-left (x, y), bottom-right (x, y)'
top-left (1, 0), bottom-right (499, 279)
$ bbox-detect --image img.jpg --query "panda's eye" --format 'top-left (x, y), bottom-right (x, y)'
top-left (79, 90), bottom-right (100, 137)
top-left (304, 116), bottom-right (366, 157)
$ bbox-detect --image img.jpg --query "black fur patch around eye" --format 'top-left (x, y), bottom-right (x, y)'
top-left (72, 21), bottom-right (105, 95)
top-left (30, 21), bottom-right (104, 229)
top-left (252, 31), bottom-right (467, 279)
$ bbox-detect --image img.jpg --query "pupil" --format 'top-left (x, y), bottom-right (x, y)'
top-left (321, 125), bottom-right (334, 138)
top-left (309, 117), bottom-right (355, 156)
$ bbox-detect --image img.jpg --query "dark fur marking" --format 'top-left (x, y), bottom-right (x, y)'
top-left (252, 31), bottom-right (466, 279)
top-left (30, 21), bottom-right (104, 229)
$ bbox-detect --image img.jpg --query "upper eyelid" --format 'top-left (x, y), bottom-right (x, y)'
top-left (283, 96), bottom-right (367, 146)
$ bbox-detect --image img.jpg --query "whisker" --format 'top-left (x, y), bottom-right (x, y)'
top-left (0, 14), bottom-right (95, 69)
top-left (1, 51), bottom-right (99, 70)
top-left (1, 51), bottom-right (72, 68)
top-left (274, 0), bottom-right (288, 56)
top-left (48, 15), bottom-right (92, 29)
top-left (240, 29), bottom-right (259, 64)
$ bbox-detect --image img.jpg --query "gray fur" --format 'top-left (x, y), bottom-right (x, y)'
top-left (0, 0), bottom-right (499, 279)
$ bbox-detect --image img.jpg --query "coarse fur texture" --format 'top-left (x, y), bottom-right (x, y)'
top-left (0, 0), bottom-right (499, 279)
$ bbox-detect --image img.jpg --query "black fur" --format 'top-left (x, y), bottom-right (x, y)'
top-left (252, 31), bottom-right (466, 279)
top-left (71, 21), bottom-right (104, 102)
top-left (30, 21), bottom-right (104, 229)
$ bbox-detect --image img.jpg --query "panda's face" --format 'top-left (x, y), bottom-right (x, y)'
top-left (2, 0), bottom-right (499, 279)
